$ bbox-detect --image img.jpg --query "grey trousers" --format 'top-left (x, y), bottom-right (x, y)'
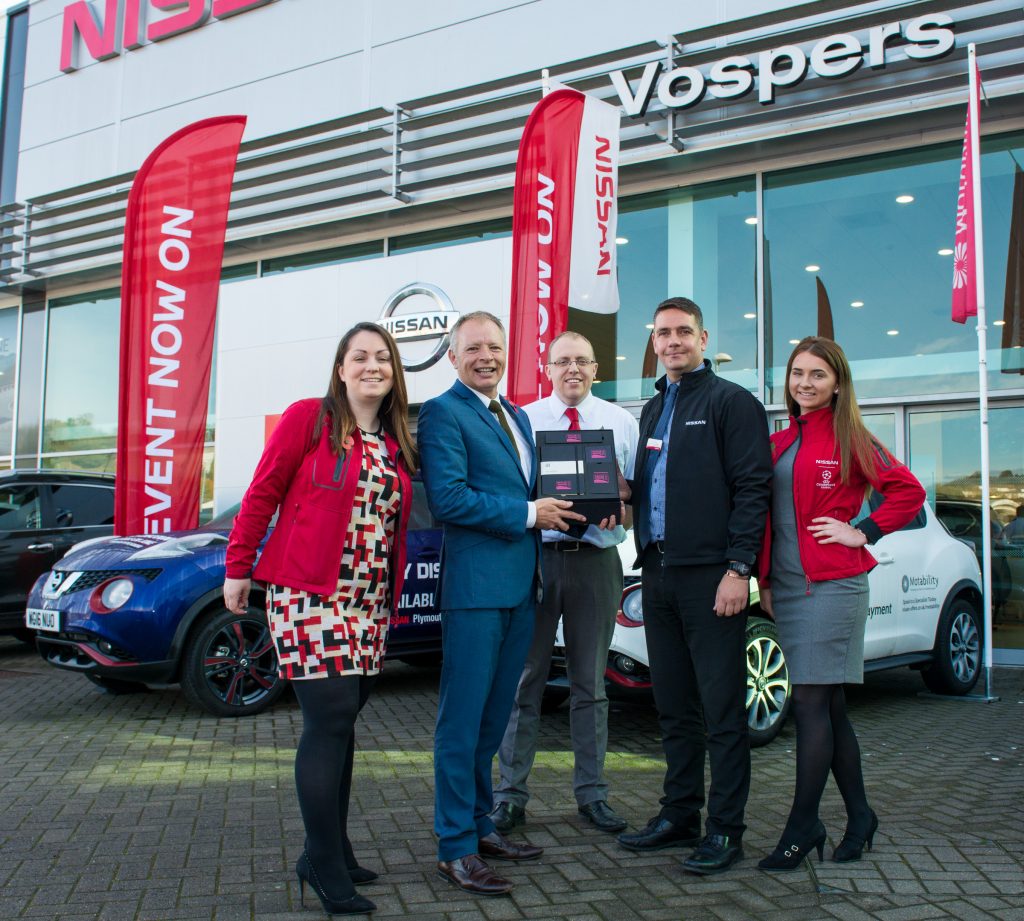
top-left (494, 543), bottom-right (622, 808)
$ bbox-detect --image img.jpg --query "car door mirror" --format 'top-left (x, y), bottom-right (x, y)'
top-left (55, 508), bottom-right (74, 527)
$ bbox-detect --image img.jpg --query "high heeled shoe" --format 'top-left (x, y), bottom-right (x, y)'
top-left (296, 852), bottom-right (376, 915)
top-left (757, 821), bottom-right (827, 871)
top-left (347, 866), bottom-right (379, 886)
top-left (833, 810), bottom-right (878, 863)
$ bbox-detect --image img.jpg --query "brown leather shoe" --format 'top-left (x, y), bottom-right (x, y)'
top-left (478, 830), bottom-right (543, 861)
top-left (436, 854), bottom-right (513, 896)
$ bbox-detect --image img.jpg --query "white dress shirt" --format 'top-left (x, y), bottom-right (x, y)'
top-left (524, 392), bottom-right (639, 548)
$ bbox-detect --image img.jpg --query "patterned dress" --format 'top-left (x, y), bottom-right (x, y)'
top-left (266, 431), bottom-right (402, 680)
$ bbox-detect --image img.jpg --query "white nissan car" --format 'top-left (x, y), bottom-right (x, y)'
top-left (546, 497), bottom-right (983, 747)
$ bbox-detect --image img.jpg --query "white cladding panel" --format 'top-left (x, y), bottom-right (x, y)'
top-left (214, 236), bottom-right (511, 511)
top-left (17, 0), bottom-right (795, 200)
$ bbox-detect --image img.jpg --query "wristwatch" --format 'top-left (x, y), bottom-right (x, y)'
top-left (725, 560), bottom-right (752, 579)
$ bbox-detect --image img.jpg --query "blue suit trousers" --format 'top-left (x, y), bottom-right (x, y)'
top-left (434, 600), bottom-right (535, 861)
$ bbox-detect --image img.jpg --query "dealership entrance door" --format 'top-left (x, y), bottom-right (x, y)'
top-left (906, 404), bottom-right (1024, 664)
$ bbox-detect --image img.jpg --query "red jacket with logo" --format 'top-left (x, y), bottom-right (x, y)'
top-left (758, 407), bottom-right (925, 586)
top-left (225, 398), bottom-right (413, 599)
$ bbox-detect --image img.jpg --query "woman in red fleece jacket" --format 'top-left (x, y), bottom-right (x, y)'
top-left (224, 322), bottom-right (416, 916)
top-left (757, 337), bottom-right (924, 872)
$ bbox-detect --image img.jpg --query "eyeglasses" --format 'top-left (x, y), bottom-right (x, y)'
top-left (547, 358), bottom-right (597, 368)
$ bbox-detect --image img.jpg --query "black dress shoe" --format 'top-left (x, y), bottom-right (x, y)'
top-left (437, 855), bottom-right (513, 896)
top-left (617, 816), bottom-right (701, 852)
top-left (578, 800), bottom-right (627, 833)
top-left (489, 801), bottom-right (526, 833)
top-left (478, 830), bottom-right (543, 861)
top-left (757, 821), bottom-right (826, 871)
top-left (833, 809), bottom-right (878, 863)
top-left (682, 834), bottom-right (743, 875)
top-left (348, 866), bottom-right (379, 885)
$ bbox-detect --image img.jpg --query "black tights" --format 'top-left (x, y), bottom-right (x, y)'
top-left (783, 684), bottom-right (872, 839)
top-left (292, 674), bottom-right (377, 894)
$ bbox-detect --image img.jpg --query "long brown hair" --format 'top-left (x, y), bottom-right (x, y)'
top-left (316, 322), bottom-right (418, 473)
top-left (784, 336), bottom-right (879, 484)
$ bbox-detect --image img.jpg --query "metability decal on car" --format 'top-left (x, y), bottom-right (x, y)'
top-left (900, 572), bottom-right (941, 614)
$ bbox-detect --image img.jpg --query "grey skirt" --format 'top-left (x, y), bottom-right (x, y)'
top-left (770, 569), bottom-right (869, 685)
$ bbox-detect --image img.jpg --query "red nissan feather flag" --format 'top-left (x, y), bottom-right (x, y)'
top-left (507, 87), bottom-right (621, 405)
top-left (951, 59), bottom-right (982, 324)
top-left (115, 116), bottom-right (246, 535)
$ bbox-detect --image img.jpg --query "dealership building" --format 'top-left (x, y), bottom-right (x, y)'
top-left (0, 0), bottom-right (1021, 659)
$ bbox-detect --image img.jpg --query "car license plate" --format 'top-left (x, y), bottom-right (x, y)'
top-left (25, 607), bottom-right (60, 633)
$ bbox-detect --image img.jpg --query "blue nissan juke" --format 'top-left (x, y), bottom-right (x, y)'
top-left (27, 481), bottom-right (442, 716)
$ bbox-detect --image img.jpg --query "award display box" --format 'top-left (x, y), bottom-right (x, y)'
top-left (535, 429), bottom-right (620, 531)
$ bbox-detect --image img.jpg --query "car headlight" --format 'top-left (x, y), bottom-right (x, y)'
top-left (90, 578), bottom-right (134, 614)
top-left (617, 586), bottom-right (644, 626)
top-left (127, 533), bottom-right (228, 560)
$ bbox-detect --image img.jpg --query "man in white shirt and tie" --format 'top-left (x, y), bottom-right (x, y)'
top-left (491, 330), bottom-right (640, 833)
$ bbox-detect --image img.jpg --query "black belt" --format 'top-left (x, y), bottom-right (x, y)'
top-left (544, 540), bottom-right (603, 552)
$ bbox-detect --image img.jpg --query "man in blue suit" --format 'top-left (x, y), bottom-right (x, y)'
top-left (419, 311), bottom-right (585, 896)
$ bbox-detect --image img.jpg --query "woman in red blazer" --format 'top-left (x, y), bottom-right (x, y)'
top-left (224, 322), bottom-right (417, 916)
top-left (757, 337), bottom-right (924, 872)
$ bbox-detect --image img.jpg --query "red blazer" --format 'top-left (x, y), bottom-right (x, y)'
top-left (225, 398), bottom-right (413, 599)
top-left (758, 407), bottom-right (925, 586)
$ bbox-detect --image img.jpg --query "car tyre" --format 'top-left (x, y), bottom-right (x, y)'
top-left (181, 606), bottom-right (286, 717)
top-left (11, 628), bottom-right (37, 646)
top-left (85, 674), bottom-right (149, 695)
top-left (921, 595), bottom-right (982, 695)
top-left (745, 617), bottom-right (791, 748)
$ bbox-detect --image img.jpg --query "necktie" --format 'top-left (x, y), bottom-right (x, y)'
top-left (488, 399), bottom-right (518, 453)
top-left (565, 407), bottom-right (581, 431)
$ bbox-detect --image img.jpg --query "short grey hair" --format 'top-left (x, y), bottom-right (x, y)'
top-left (450, 311), bottom-right (505, 351)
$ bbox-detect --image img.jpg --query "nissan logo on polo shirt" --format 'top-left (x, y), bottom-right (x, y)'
top-left (379, 282), bottom-right (460, 372)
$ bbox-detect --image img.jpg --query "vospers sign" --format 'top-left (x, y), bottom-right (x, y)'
top-left (609, 13), bottom-right (955, 116)
top-left (115, 115), bottom-right (246, 536)
top-left (60, 0), bottom-right (278, 73)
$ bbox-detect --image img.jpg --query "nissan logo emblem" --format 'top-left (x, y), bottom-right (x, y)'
top-left (379, 282), bottom-right (460, 372)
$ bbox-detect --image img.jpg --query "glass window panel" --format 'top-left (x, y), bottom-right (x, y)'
top-left (908, 405), bottom-right (1024, 648)
top-left (0, 8), bottom-right (29, 204)
top-left (862, 412), bottom-right (896, 455)
top-left (15, 296), bottom-right (43, 458)
top-left (220, 262), bottom-right (258, 284)
top-left (50, 483), bottom-right (114, 528)
top-left (200, 444), bottom-right (214, 524)
top-left (0, 305), bottom-right (17, 453)
top-left (596, 178), bottom-right (758, 402)
top-left (764, 133), bottom-right (1024, 403)
top-left (42, 453), bottom-right (115, 474)
top-left (0, 484), bottom-right (40, 530)
top-left (43, 290), bottom-right (119, 453)
top-left (389, 219), bottom-right (511, 255)
top-left (262, 241), bottom-right (383, 276)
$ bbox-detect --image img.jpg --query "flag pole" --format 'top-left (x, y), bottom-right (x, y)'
top-left (968, 43), bottom-right (996, 701)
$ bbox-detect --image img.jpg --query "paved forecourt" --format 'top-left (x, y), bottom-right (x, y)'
top-left (0, 636), bottom-right (1022, 921)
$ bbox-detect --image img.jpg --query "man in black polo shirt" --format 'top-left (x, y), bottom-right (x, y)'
top-left (618, 297), bottom-right (772, 875)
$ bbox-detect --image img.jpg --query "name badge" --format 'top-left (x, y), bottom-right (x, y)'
top-left (646, 437), bottom-right (663, 451)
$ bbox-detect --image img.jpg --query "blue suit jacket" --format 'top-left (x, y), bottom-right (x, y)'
top-left (418, 379), bottom-right (540, 611)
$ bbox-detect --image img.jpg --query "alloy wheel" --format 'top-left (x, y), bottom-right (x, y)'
top-left (949, 608), bottom-right (980, 684)
top-left (746, 630), bottom-right (790, 734)
top-left (203, 617), bottom-right (279, 708)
